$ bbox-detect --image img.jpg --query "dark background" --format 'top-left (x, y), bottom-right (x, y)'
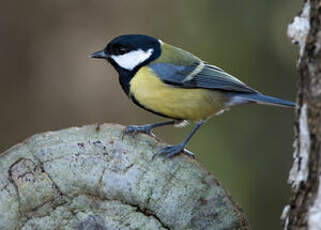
top-left (1, 1), bottom-right (300, 229)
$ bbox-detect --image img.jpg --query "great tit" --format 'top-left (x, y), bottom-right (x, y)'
top-left (91, 34), bottom-right (295, 158)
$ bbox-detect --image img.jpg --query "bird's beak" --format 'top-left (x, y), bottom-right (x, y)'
top-left (90, 50), bottom-right (108, 59)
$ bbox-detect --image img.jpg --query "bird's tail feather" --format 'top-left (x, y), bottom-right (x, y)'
top-left (227, 93), bottom-right (295, 108)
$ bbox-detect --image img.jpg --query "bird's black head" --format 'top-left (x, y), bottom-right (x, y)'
top-left (91, 34), bottom-right (161, 73)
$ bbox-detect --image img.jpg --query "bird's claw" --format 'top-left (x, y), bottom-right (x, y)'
top-left (183, 149), bottom-right (195, 159)
top-left (123, 125), bottom-right (154, 137)
top-left (153, 144), bottom-right (191, 159)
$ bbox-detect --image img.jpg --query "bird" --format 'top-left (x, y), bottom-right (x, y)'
top-left (91, 34), bottom-right (295, 158)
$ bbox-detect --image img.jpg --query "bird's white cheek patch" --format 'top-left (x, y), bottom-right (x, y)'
top-left (111, 48), bottom-right (153, 70)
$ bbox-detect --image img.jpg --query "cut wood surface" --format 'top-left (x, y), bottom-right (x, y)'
top-left (0, 124), bottom-right (249, 230)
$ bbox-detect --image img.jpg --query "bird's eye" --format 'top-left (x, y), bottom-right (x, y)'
top-left (116, 46), bottom-right (129, 55)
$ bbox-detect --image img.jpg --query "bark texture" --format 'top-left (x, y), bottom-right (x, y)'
top-left (282, 0), bottom-right (321, 229)
top-left (0, 124), bottom-right (249, 230)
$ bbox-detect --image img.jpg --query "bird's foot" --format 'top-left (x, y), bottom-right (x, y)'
top-left (123, 125), bottom-right (155, 137)
top-left (153, 143), bottom-right (194, 159)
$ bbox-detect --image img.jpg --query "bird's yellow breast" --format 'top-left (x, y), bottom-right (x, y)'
top-left (129, 66), bottom-right (227, 120)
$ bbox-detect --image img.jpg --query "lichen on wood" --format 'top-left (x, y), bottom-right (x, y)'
top-left (283, 0), bottom-right (321, 229)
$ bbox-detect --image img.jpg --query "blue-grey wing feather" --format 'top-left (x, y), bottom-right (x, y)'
top-left (149, 62), bottom-right (197, 84)
top-left (149, 62), bottom-right (257, 93)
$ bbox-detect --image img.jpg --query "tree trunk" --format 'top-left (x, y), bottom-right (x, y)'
top-left (282, 0), bottom-right (321, 229)
top-left (0, 124), bottom-right (249, 230)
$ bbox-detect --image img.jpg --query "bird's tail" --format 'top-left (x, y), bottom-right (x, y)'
top-left (227, 93), bottom-right (295, 108)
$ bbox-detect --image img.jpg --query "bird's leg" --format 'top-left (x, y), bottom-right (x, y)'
top-left (124, 120), bottom-right (178, 136)
top-left (155, 120), bottom-right (204, 158)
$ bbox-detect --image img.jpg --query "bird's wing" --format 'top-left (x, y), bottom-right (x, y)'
top-left (149, 61), bottom-right (257, 93)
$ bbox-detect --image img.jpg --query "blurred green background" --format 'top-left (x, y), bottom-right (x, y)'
top-left (1, 0), bottom-right (300, 229)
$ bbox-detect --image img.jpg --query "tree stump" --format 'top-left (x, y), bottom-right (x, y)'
top-left (0, 124), bottom-right (249, 230)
